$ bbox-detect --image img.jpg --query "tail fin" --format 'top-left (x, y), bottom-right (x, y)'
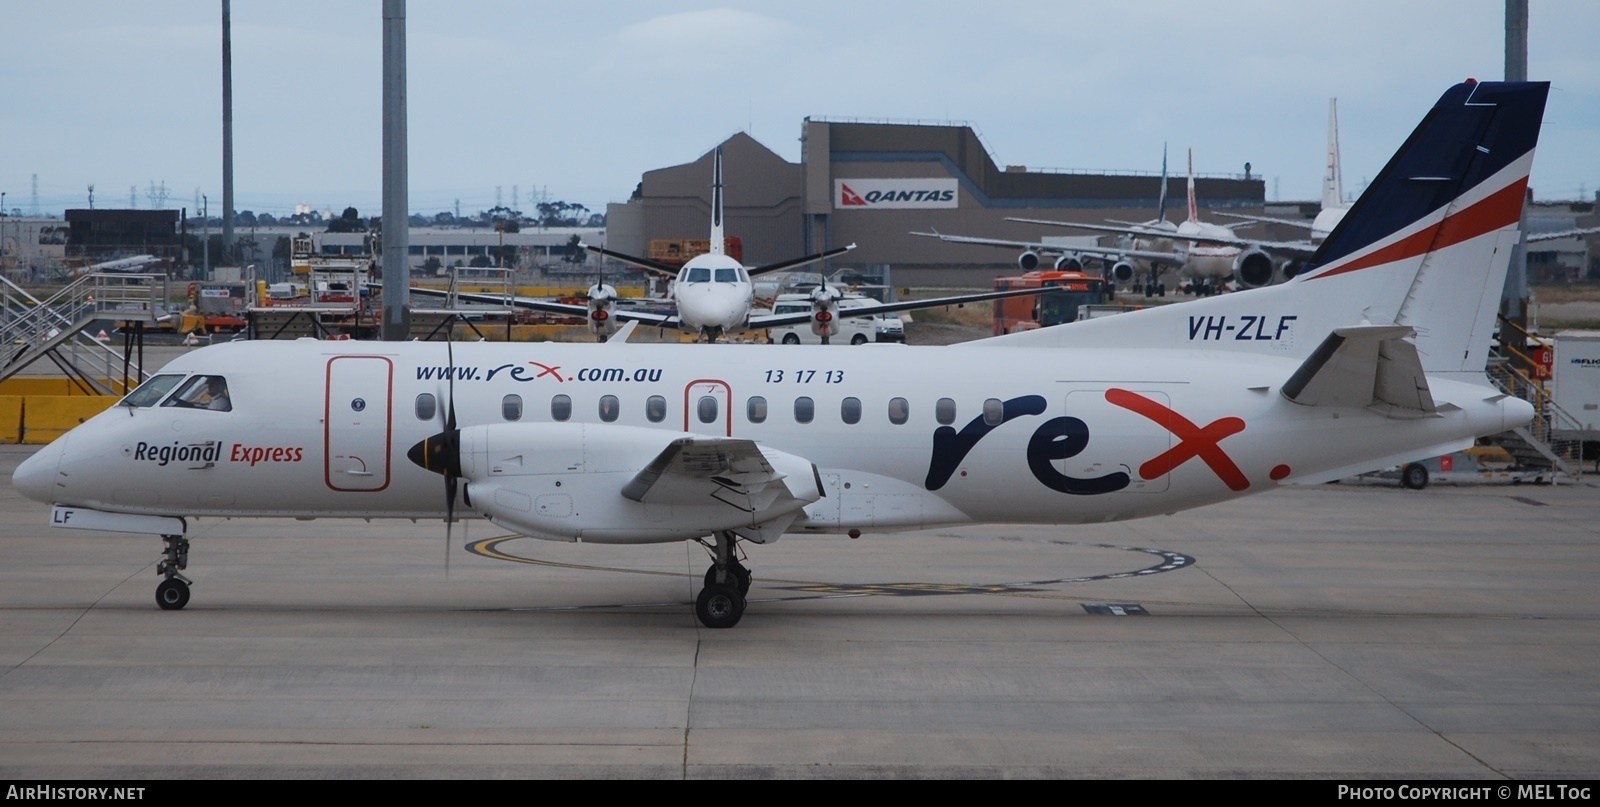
top-left (987, 80), bottom-right (1551, 384)
top-left (1156, 143), bottom-right (1170, 224)
top-left (709, 146), bottom-right (726, 256)
top-left (1185, 148), bottom-right (1199, 223)
top-left (1323, 98), bottom-right (1344, 210)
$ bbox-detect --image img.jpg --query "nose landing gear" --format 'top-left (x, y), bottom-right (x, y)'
top-left (155, 533), bottom-right (192, 610)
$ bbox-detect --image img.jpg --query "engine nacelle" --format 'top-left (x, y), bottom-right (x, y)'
top-left (1232, 248), bottom-right (1276, 289)
top-left (586, 283), bottom-right (619, 339)
top-left (1017, 251), bottom-right (1041, 271)
top-left (809, 286), bottom-right (841, 338)
top-left (1278, 259), bottom-right (1304, 281)
top-left (1053, 255), bottom-right (1084, 273)
top-left (1107, 261), bottom-right (1135, 284)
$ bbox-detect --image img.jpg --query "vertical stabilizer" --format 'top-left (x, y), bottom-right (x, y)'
top-left (1156, 143), bottom-right (1170, 224)
top-left (1184, 148), bottom-right (1199, 224)
top-left (1323, 98), bottom-right (1345, 210)
top-left (709, 146), bottom-right (726, 256)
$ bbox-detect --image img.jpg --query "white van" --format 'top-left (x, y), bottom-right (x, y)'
top-left (766, 294), bottom-right (905, 345)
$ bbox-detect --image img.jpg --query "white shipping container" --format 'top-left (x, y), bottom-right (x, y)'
top-left (1551, 330), bottom-right (1600, 436)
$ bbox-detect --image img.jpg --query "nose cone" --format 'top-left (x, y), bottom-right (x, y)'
top-left (14, 436), bottom-right (66, 504)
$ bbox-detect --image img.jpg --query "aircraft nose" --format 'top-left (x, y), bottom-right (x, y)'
top-left (13, 436), bottom-right (66, 504)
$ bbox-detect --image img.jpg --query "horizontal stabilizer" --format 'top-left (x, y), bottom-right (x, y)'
top-left (1281, 325), bottom-right (1437, 415)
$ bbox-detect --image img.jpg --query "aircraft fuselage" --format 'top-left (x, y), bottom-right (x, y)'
top-left (16, 338), bottom-right (1521, 542)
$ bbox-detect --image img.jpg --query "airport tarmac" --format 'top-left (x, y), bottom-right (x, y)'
top-left (0, 444), bottom-right (1596, 779)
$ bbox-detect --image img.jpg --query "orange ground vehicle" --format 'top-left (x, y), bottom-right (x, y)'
top-left (647, 237), bottom-right (742, 269)
top-left (991, 270), bottom-right (1111, 335)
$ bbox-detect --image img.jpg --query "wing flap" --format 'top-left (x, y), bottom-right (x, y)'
top-left (621, 436), bottom-right (818, 515)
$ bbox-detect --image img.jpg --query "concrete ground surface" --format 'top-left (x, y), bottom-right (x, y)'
top-left (0, 444), bottom-right (1596, 780)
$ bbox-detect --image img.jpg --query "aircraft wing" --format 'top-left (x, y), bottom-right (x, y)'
top-left (1005, 217), bottom-right (1320, 260)
top-left (748, 244), bottom-right (856, 277)
top-left (580, 243), bottom-right (680, 277)
top-left (749, 286), bottom-right (1055, 330)
top-left (620, 435), bottom-right (810, 513)
top-left (1528, 226), bottom-right (1600, 243)
top-left (409, 286), bottom-right (681, 329)
top-left (909, 230), bottom-right (1185, 265)
top-left (1215, 212), bottom-right (1317, 231)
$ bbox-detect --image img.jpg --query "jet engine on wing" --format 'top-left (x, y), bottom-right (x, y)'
top-left (1108, 261), bottom-right (1136, 284)
top-left (1232, 248), bottom-right (1276, 289)
top-left (1053, 255), bottom-right (1084, 273)
top-left (1017, 251), bottom-right (1042, 271)
top-left (1277, 259), bottom-right (1304, 281)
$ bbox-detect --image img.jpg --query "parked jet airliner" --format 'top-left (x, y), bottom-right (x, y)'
top-left (15, 81), bottom-right (1547, 630)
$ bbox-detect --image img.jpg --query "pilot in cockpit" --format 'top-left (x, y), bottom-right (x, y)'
top-left (162, 375), bottom-right (232, 412)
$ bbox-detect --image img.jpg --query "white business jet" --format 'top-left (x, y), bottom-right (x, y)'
top-left (417, 146), bottom-right (1051, 342)
top-left (16, 81), bottom-right (1546, 630)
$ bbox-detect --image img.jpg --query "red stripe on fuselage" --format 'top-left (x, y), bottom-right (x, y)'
top-left (1307, 177), bottom-right (1528, 282)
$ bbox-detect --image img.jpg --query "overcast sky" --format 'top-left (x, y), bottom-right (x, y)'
top-left (3, 1), bottom-right (1597, 219)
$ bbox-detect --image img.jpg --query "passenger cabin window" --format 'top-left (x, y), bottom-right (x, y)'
top-left (841, 397), bottom-right (862, 425)
top-left (686, 267), bottom-right (710, 283)
top-left (983, 398), bottom-right (1004, 426)
top-left (162, 375), bottom-right (232, 412)
top-left (502, 394), bottom-right (522, 422)
top-left (888, 397), bottom-right (909, 425)
top-left (936, 397), bottom-right (957, 425)
top-left (416, 393), bottom-right (437, 421)
top-left (697, 396), bottom-right (718, 424)
top-left (551, 394), bottom-right (572, 422)
top-left (794, 396), bottom-right (814, 424)
top-left (747, 396), bottom-right (768, 424)
top-left (646, 395), bottom-right (667, 423)
top-left (599, 395), bottom-right (620, 422)
top-left (121, 374), bottom-right (184, 408)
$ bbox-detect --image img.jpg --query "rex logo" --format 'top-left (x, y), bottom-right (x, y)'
top-left (924, 390), bottom-right (1262, 494)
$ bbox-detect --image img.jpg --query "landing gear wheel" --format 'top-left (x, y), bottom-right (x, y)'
top-left (705, 560), bottom-right (752, 596)
top-left (1401, 463), bottom-right (1429, 490)
top-left (781, 333), bottom-right (800, 345)
top-left (696, 584), bottom-right (745, 629)
top-left (156, 578), bottom-right (190, 611)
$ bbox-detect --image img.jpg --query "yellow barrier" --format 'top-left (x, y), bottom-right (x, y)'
top-left (20, 396), bottom-right (118, 444)
top-left (0, 378), bottom-right (131, 396)
top-left (0, 397), bottom-right (22, 444)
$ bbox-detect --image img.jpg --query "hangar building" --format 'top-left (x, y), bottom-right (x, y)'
top-left (605, 121), bottom-right (1268, 286)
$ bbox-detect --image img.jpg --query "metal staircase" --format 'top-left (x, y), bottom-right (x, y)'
top-left (0, 273), bottom-right (172, 395)
top-left (1486, 319), bottom-right (1589, 481)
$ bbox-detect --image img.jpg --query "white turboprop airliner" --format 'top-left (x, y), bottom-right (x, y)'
top-left (418, 147), bottom-right (1048, 343)
top-left (15, 81), bottom-right (1547, 630)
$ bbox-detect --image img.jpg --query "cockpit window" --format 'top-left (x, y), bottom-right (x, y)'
top-left (120, 374), bottom-right (185, 408)
top-left (685, 267), bottom-right (710, 283)
top-left (161, 375), bottom-right (232, 412)
top-left (714, 268), bottom-right (737, 283)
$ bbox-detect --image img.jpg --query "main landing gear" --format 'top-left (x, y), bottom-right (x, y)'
top-left (155, 533), bottom-right (192, 610)
top-left (695, 530), bottom-right (751, 629)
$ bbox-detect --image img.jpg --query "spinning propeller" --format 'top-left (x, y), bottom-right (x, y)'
top-left (405, 330), bottom-right (467, 573)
